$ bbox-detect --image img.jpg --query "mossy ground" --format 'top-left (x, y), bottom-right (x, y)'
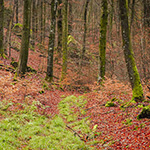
top-left (0, 96), bottom-right (98, 150)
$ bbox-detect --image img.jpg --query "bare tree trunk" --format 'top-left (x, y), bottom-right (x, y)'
top-left (31, 0), bottom-right (36, 49)
top-left (46, 0), bottom-right (57, 82)
top-left (143, 0), bottom-right (150, 28)
top-left (15, 0), bottom-right (19, 23)
top-left (81, 0), bottom-right (90, 66)
top-left (57, 0), bottom-right (62, 52)
top-left (0, 0), bottom-right (4, 56)
top-left (18, 0), bottom-right (31, 75)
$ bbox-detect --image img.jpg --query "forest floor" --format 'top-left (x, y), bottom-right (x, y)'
top-left (0, 47), bottom-right (150, 149)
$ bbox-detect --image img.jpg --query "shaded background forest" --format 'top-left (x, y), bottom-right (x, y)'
top-left (2, 0), bottom-right (150, 88)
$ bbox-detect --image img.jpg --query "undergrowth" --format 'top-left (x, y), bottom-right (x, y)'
top-left (0, 96), bottom-right (98, 149)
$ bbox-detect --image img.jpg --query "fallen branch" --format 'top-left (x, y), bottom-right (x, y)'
top-left (66, 125), bottom-right (86, 142)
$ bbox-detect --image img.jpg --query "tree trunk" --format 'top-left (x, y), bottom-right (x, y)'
top-left (130, 0), bottom-right (135, 29)
top-left (68, 0), bottom-right (73, 34)
top-left (119, 0), bottom-right (144, 102)
top-left (18, 0), bottom-right (31, 75)
top-left (0, 0), bottom-right (4, 56)
top-left (40, 0), bottom-right (43, 43)
top-left (81, 0), bottom-right (90, 65)
top-left (46, 0), bottom-right (57, 82)
top-left (143, 0), bottom-right (150, 28)
top-left (15, 0), bottom-right (19, 23)
top-left (57, 0), bottom-right (62, 52)
top-left (98, 0), bottom-right (108, 81)
top-left (61, 0), bottom-right (68, 80)
top-left (31, 0), bottom-right (36, 49)
top-left (4, 15), bottom-right (13, 55)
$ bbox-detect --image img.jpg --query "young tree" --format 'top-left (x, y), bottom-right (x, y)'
top-left (15, 0), bottom-right (19, 23)
top-left (31, 0), bottom-right (36, 49)
top-left (68, 0), bottom-right (73, 34)
top-left (57, 0), bottom-right (62, 52)
top-left (0, 0), bottom-right (4, 56)
top-left (46, 0), bottom-right (57, 82)
top-left (119, 0), bottom-right (144, 102)
top-left (81, 0), bottom-right (90, 66)
top-left (98, 0), bottom-right (108, 81)
top-left (40, 0), bottom-right (44, 43)
top-left (61, 0), bottom-right (68, 80)
top-left (143, 0), bottom-right (150, 28)
top-left (4, 4), bottom-right (15, 56)
top-left (18, 0), bottom-right (31, 75)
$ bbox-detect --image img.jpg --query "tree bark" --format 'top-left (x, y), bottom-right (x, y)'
top-left (119, 0), bottom-right (144, 102)
top-left (57, 0), bottom-right (62, 52)
top-left (61, 0), bottom-right (68, 80)
top-left (46, 0), bottom-right (57, 82)
top-left (98, 0), bottom-right (108, 81)
top-left (15, 0), bottom-right (19, 23)
top-left (18, 0), bottom-right (31, 75)
top-left (143, 0), bottom-right (150, 28)
top-left (81, 0), bottom-right (90, 65)
top-left (0, 0), bottom-right (4, 56)
top-left (31, 0), bottom-right (36, 49)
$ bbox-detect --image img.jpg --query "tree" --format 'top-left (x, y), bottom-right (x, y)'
top-left (18, 0), bottom-right (31, 75)
top-left (15, 0), bottom-right (19, 23)
top-left (31, 0), bottom-right (36, 49)
top-left (45, 0), bottom-right (57, 82)
top-left (57, 0), bottom-right (62, 52)
top-left (119, 0), bottom-right (144, 102)
top-left (4, 3), bottom-right (15, 56)
top-left (40, 0), bottom-right (44, 43)
top-left (61, 0), bottom-right (68, 80)
top-left (0, 0), bottom-right (4, 56)
top-left (143, 0), bottom-right (150, 28)
top-left (81, 0), bottom-right (90, 66)
top-left (98, 0), bottom-right (108, 81)
top-left (68, 0), bottom-right (73, 34)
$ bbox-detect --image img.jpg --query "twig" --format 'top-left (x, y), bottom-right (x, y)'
top-left (66, 125), bottom-right (86, 142)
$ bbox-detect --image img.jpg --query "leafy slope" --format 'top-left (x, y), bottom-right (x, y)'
top-left (85, 79), bottom-right (150, 149)
top-left (0, 50), bottom-right (150, 149)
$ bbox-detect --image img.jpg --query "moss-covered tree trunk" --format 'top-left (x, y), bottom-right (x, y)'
top-left (45, 0), bottom-right (57, 82)
top-left (18, 0), bottom-right (31, 75)
top-left (119, 0), bottom-right (144, 102)
top-left (0, 0), bottom-right (4, 56)
top-left (61, 0), bottom-right (68, 80)
top-left (57, 0), bottom-right (62, 52)
top-left (98, 0), bottom-right (108, 81)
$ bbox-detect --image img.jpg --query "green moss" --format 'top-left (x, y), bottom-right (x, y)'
top-left (122, 118), bottom-right (132, 126)
top-left (10, 61), bottom-right (18, 68)
top-left (105, 102), bottom-right (116, 107)
top-left (137, 105), bottom-right (150, 119)
top-left (131, 64), bottom-right (144, 102)
top-left (0, 100), bottom-right (92, 149)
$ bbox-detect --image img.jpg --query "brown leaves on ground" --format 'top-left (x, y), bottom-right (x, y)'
top-left (0, 49), bottom-right (150, 149)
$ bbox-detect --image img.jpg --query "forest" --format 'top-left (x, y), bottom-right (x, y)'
top-left (0, 0), bottom-right (150, 149)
